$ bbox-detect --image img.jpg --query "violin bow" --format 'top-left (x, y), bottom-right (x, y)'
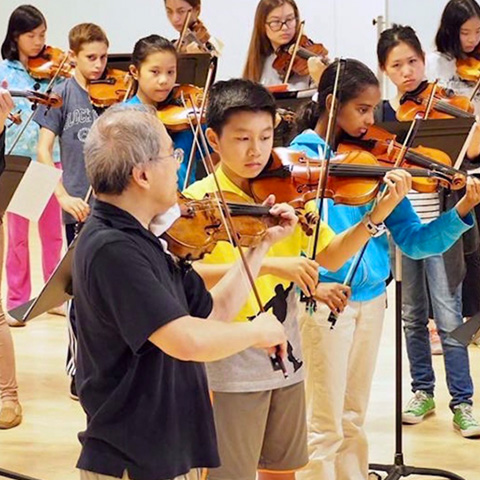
top-left (186, 99), bottom-right (289, 378)
top-left (469, 76), bottom-right (480, 102)
top-left (301, 58), bottom-right (346, 316)
top-left (182, 62), bottom-right (216, 190)
top-left (177, 10), bottom-right (193, 52)
top-left (283, 21), bottom-right (305, 85)
top-left (7, 53), bottom-right (68, 155)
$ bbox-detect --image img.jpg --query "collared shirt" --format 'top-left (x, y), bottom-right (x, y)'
top-left (184, 167), bottom-right (335, 392)
top-left (73, 200), bottom-right (219, 480)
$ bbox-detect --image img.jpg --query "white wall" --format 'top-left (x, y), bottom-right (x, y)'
top-left (385, 0), bottom-right (450, 97)
top-left (0, 0), bottom-right (385, 81)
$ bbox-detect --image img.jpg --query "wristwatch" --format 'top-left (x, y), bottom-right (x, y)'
top-left (362, 214), bottom-right (387, 238)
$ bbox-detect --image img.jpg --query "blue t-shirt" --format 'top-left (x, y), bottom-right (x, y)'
top-left (126, 94), bottom-right (207, 189)
top-left (34, 76), bottom-right (101, 224)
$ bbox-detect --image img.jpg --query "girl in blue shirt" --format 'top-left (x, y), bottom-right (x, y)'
top-left (126, 34), bottom-right (208, 189)
top-left (0, 5), bottom-right (62, 320)
top-left (290, 58), bottom-right (480, 480)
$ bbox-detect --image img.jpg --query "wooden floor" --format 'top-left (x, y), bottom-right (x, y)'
top-left (0, 227), bottom-right (479, 480)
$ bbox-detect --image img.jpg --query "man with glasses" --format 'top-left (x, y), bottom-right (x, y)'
top-left (73, 103), bottom-right (297, 480)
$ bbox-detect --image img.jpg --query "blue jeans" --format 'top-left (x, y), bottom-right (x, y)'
top-left (402, 254), bottom-right (473, 409)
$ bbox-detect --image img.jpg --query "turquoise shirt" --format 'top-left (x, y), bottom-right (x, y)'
top-left (126, 94), bottom-right (208, 189)
top-left (290, 129), bottom-right (474, 302)
top-left (0, 59), bottom-right (61, 162)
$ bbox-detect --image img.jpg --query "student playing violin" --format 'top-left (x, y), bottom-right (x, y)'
top-left (0, 5), bottom-right (63, 323)
top-left (184, 77), bottom-right (414, 480)
top-left (243, 0), bottom-right (326, 90)
top-left (127, 34), bottom-right (208, 188)
top-left (35, 22), bottom-right (110, 400)
top-left (427, 0), bottom-right (480, 112)
top-left (378, 24), bottom-right (480, 439)
top-left (164, 0), bottom-right (222, 55)
top-left (290, 58), bottom-right (480, 479)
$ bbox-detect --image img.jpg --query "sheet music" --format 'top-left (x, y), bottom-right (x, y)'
top-left (7, 162), bottom-right (62, 222)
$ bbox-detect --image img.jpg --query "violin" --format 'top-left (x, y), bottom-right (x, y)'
top-left (397, 80), bottom-right (475, 120)
top-left (456, 54), bottom-right (480, 82)
top-left (87, 68), bottom-right (134, 108)
top-left (249, 147), bottom-right (464, 209)
top-left (337, 125), bottom-right (466, 193)
top-left (179, 19), bottom-right (216, 54)
top-left (164, 191), bottom-right (276, 260)
top-left (156, 84), bottom-right (205, 132)
top-left (10, 89), bottom-right (63, 109)
top-left (272, 35), bottom-right (329, 78)
top-left (28, 46), bottom-right (74, 80)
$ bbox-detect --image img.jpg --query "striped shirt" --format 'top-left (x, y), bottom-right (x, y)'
top-left (407, 191), bottom-right (441, 223)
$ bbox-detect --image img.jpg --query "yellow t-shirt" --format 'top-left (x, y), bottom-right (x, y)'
top-left (184, 166), bottom-right (335, 325)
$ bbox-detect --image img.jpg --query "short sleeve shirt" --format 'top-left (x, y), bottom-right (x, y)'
top-left (73, 200), bottom-right (219, 480)
top-left (34, 77), bottom-right (101, 224)
top-left (184, 167), bottom-right (335, 392)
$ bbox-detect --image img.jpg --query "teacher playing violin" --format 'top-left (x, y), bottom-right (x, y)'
top-left (73, 102), bottom-right (293, 480)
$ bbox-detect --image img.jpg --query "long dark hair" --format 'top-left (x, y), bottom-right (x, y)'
top-left (377, 24), bottom-right (425, 69)
top-left (436, 0), bottom-right (480, 59)
top-left (1, 5), bottom-right (46, 61)
top-left (243, 0), bottom-right (301, 82)
top-left (295, 59), bottom-right (379, 133)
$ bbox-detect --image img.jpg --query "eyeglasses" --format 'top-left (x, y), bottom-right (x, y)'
top-left (158, 148), bottom-right (184, 164)
top-left (265, 17), bottom-right (297, 32)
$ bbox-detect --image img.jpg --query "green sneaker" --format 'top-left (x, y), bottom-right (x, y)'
top-left (402, 390), bottom-right (435, 424)
top-left (453, 404), bottom-right (480, 438)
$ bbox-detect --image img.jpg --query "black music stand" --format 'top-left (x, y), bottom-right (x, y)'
top-left (450, 311), bottom-right (480, 346)
top-left (271, 88), bottom-right (317, 147)
top-left (108, 52), bottom-right (213, 87)
top-left (368, 120), bottom-right (474, 480)
top-left (377, 118), bottom-right (475, 161)
top-left (0, 155), bottom-right (31, 216)
top-left (8, 240), bottom-right (75, 323)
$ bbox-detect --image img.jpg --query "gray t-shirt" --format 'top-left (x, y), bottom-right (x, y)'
top-left (34, 77), bottom-right (100, 224)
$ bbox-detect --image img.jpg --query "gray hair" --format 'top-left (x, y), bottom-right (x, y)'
top-left (84, 103), bottom-right (164, 195)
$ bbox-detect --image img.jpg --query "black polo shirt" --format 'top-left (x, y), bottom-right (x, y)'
top-left (73, 200), bottom-right (219, 480)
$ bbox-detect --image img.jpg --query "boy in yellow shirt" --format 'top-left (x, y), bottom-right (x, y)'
top-left (184, 78), bottom-right (411, 480)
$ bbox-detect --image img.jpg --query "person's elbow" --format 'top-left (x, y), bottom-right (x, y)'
top-left (148, 317), bottom-right (208, 362)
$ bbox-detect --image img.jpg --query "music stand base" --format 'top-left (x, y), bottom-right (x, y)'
top-left (368, 247), bottom-right (465, 480)
top-left (370, 457), bottom-right (465, 480)
top-left (0, 467), bottom-right (43, 480)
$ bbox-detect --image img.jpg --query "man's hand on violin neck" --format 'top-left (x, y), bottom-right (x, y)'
top-left (456, 176), bottom-right (480, 218)
top-left (263, 202), bottom-right (298, 245)
top-left (371, 170), bottom-right (412, 223)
